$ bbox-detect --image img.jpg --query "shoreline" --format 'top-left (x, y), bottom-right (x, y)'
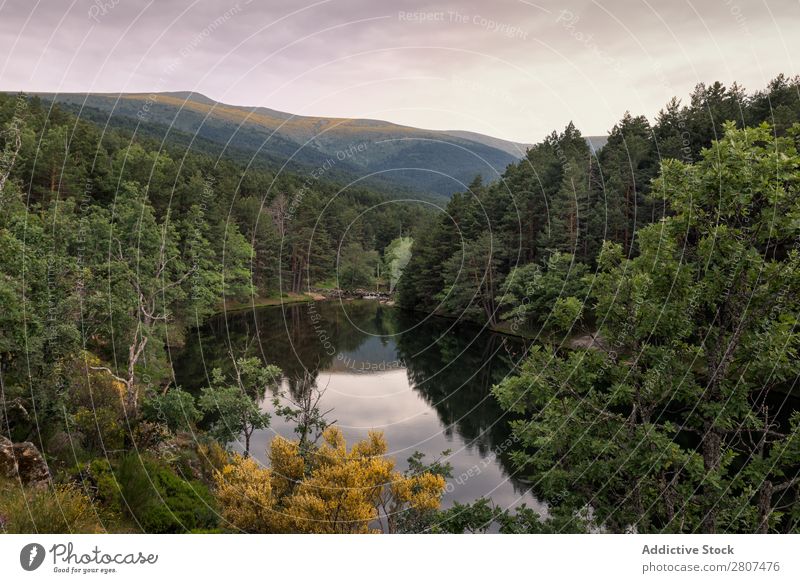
top-left (218, 293), bottom-right (315, 314)
top-left (217, 293), bottom-right (552, 342)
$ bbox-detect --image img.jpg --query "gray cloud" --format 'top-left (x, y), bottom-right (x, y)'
top-left (1, 0), bottom-right (797, 141)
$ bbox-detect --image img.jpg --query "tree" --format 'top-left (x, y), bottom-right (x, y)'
top-left (83, 183), bottom-right (192, 414)
top-left (493, 123), bottom-right (800, 533)
top-left (283, 190), bottom-right (334, 293)
top-left (596, 112), bottom-right (657, 254)
top-left (235, 195), bottom-right (281, 294)
top-left (383, 236), bottom-right (413, 292)
top-left (398, 189), bottom-right (477, 313)
top-left (497, 251), bottom-right (590, 333)
top-left (0, 94), bottom-right (25, 193)
top-left (337, 241), bottom-right (379, 289)
top-left (438, 232), bottom-right (501, 324)
top-left (141, 387), bottom-right (201, 433)
top-left (271, 371), bottom-right (332, 464)
top-left (199, 357), bottom-right (281, 456)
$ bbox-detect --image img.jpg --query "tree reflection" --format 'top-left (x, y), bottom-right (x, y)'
top-left (174, 300), bottom-right (531, 492)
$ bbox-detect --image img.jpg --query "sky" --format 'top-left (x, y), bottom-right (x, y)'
top-left (0, 0), bottom-right (797, 143)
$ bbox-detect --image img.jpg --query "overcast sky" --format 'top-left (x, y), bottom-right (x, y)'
top-left (0, 0), bottom-right (797, 142)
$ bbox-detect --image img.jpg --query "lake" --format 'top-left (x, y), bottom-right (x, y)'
top-left (174, 300), bottom-right (541, 512)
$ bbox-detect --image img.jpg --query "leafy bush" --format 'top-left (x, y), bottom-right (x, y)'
top-left (115, 454), bottom-right (218, 533)
top-left (71, 406), bottom-right (125, 452)
top-left (72, 454), bottom-right (219, 533)
top-left (141, 387), bottom-right (201, 433)
top-left (552, 296), bottom-right (584, 331)
top-left (62, 352), bottom-right (126, 415)
top-left (195, 440), bottom-right (230, 484)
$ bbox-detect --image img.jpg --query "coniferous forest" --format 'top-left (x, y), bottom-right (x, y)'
top-left (2, 71), bottom-right (800, 535)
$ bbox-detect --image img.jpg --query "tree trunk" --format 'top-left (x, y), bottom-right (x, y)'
top-left (701, 421), bottom-right (722, 533)
top-left (123, 328), bottom-right (148, 416)
top-left (757, 480), bottom-right (773, 534)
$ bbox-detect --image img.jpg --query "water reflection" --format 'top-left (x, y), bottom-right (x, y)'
top-left (174, 300), bottom-right (539, 510)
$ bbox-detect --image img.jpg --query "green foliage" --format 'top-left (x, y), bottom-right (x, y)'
top-left (0, 91), bottom-right (423, 448)
top-left (552, 296), bottom-right (583, 331)
top-left (498, 251), bottom-right (590, 332)
top-left (142, 387), bottom-right (202, 433)
top-left (96, 454), bottom-right (218, 534)
top-left (71, 407), bottom-right (125, 452)
top-left (199, 385), bottom-right (269, 447)
top-left (438, 232), bottom-right (502, 324)
top-left (337, 241), bottom-right (380, 289)
top-left (494, 123), bottom-right (800, 533)
top-left (416, 498), bottom-right (576, 534)
top-left (199, 358), bottom-right (280, 456)
top-left (399, 77), bottom-right (800, 333)
top-left (383, 236), bottom-right (413, 291)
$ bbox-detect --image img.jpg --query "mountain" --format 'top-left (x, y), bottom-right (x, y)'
top-left (440, 129), bottom-right (533, 157)
top-left (32, 91), bottom-right (526, 200)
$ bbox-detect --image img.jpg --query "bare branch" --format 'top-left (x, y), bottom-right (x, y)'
top-left (88, 365), bottom-right (127, 386)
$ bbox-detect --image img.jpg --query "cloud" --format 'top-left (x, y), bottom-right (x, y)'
top-left (0, 0), bottom-right (797, 142)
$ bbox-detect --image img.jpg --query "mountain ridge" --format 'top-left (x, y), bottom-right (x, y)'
top-left (27, 91), bottom-right (606, 199)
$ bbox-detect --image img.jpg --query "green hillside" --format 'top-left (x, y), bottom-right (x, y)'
top-left (34, 91), bottom-right (523, 200)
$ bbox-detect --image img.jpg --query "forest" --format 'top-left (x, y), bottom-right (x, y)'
top-left (1, 75), bottom-right (800, 533)
top-left (397, 76), bottom-right (800, 533)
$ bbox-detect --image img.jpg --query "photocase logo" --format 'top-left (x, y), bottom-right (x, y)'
top-left (20, 543), bottom-right (46, 571)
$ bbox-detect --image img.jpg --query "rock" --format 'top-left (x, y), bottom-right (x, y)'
top-left (569, 332), bottom-right (610, 352)
top-left (0, 435), bottom-right (50, 487)
top-left (0, 436), bottom-right (15, 479)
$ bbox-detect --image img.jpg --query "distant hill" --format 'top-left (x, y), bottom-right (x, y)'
top-left (32, 91), bottom-right (528, 200)
top-left (440, 129), bottom-right (533, 157)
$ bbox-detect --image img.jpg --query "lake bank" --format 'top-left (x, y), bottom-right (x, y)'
top-left (174, 300), bottom-right (540, 511)
top-left (218, 292), bottom-right (596, 344)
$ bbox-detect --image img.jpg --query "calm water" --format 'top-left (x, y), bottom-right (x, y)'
top-left (174, 300), bottom-right (541, 511)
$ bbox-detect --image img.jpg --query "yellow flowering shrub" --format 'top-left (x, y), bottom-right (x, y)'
top-left (214, 454), bottom-right (274, 533)
top-left (213, 427), bottom-right (446, 533)
top-left (268, 436), bottom-right (305, 500)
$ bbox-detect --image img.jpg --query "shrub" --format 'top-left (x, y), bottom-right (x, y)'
top-left (0, 479), bottom-right (103, 533)
top-left (62, 352), bottom-right (126, 415)
top-left (141, 388), bottom-right (201, 433)
top-left (71, 406), bottom-right (125, 452)
top-left (130, 420), bottom-right (171, 450)
top-left (214, 428), bottom-right (446, 533)
top-left (552, 296), bottom-right (584, 331)
top-left (196, 441), bottom-right (229, 484)
top-left (115, 454), bottom-right (218, 533)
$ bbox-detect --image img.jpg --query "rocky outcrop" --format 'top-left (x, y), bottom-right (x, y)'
top-left (0, 435), bottom-right (50, 487)
top-left (569, 332), bottom-right (610, 353)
